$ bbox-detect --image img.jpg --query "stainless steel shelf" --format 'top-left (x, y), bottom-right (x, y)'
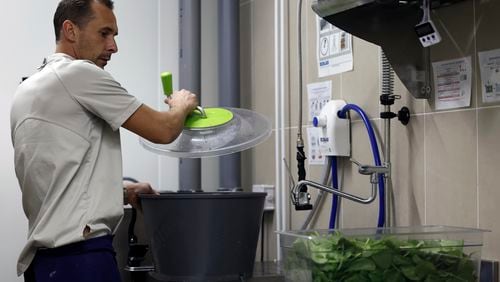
top-left (311, 0), bottom-right (465, 99)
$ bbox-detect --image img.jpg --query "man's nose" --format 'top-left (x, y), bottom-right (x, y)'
top-left (108, 38), bottom-right (118, 53)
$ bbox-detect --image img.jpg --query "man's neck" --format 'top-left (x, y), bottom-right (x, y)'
top-left (55, 43), bottom-right (76, 58)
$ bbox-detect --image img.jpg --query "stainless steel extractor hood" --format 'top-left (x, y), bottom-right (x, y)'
top-left (311, 0), bottom-right (465, 99)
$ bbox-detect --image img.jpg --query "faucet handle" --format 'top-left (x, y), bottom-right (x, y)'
top-left (350, 158), bottom-right (388, 175)
top-left (358, 164), bottom-right (389, 175)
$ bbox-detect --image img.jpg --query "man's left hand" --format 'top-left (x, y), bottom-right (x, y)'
top-left (123, 182), bottom-right (159, 211)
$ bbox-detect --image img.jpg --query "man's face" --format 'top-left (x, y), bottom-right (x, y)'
top-left (74, 2), bottom-right (118, 68)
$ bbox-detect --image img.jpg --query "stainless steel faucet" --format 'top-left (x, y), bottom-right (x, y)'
top-left (291, 158), bottom-right (388, 208)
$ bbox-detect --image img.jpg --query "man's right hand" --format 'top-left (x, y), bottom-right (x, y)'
top-left (165, 89), bottom-right (198, 114)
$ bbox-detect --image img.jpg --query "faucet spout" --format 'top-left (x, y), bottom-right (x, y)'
top-left (293, 180), bottom-right (377, 205)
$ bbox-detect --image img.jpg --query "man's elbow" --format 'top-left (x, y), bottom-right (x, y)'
top-left (148, 131), bottom-right (179, 144)
top-left (147, 130), bottom-right (181, 144)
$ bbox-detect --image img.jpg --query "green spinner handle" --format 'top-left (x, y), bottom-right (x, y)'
top-left (160, 71), bottom-right (206, 119)
top-left (161, 72), bottom-right (173, 97)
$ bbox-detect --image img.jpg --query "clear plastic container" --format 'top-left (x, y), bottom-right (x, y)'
top-left (278, 226), bottom-right (487, 282)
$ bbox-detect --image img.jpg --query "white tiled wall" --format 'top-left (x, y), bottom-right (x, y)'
top-left (241, 1), bottom-right (500, 274)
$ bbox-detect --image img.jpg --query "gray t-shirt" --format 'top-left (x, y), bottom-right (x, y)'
top-left (10, 53), bottom-right (142, 275)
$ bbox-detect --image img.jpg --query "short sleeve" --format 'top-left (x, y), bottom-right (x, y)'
top-left (55, 60), bottom-right (142, 131)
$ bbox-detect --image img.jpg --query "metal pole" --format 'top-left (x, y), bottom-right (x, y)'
top-left (384, 105), bottom-right (392, 227)
top-left (178, 0), bottom-right (202, 191)
top-left (381, 50), bottom-right (394, 227)
top-left (218, 0), bottom-right (241, 191)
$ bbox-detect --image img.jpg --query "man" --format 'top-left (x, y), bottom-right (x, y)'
top-left (10, 0), bottom-right (198, 281)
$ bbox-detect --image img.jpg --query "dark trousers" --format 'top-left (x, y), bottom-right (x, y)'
top-left (24, 235), bottom-right (121, 282)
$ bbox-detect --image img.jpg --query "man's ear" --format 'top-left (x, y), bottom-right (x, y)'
top-left (61, 20), bottom-right (78, 42)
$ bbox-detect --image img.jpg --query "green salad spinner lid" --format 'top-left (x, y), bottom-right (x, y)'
top-left (184, 107), bottom-right (233, 129)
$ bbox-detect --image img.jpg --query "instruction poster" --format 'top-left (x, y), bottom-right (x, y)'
top-left (478, 48), bottom-right (500, 103)
top-left (432, 57), bottom-right (472, 110)
top-left (307, 80), bottom-right (331, 122)
top-left (307, 127), bottom-right (325, 165)
top-left (316, 16), bottom-right (353, 77)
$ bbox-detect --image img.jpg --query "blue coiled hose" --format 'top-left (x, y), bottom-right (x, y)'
top-left (334, 104), bottom-right (385, 228)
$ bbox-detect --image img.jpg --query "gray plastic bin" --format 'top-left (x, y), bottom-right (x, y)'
top-left (139, 192), bottom-right (266, 282)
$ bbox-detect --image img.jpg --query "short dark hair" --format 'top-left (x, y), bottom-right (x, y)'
top-left (53, 0), bottom-right (114, 42)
